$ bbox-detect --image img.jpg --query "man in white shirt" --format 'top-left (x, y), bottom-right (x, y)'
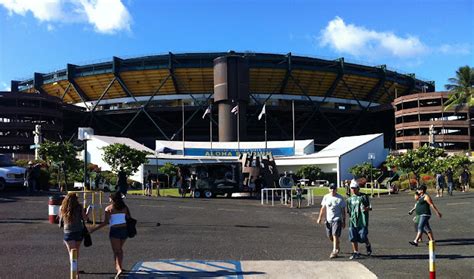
top-left (317, 183), bottom-right (346, 259)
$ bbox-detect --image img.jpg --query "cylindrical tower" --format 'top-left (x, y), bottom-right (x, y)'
top-left (213, 54), bottom-right (249, 142)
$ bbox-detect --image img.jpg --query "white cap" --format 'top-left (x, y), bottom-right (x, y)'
top-left (350, 179), bottom-right (359, 188)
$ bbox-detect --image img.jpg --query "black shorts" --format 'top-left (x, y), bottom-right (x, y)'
top-left (110, 226), bottom-right (128, 240)
top-left (64, 231), bottom-right (84, 242)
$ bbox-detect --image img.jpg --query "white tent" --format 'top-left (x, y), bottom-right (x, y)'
top-left (275, 133), bottom-right (388, 186)
top-left (85, 135), bottom-right (154, 183)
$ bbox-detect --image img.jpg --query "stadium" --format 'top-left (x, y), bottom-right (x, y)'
top-left (2, 51), bottom-right (435, 152)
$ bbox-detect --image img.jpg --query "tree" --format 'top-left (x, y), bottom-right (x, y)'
top-left (296, 165), bottom-right (322, 182)
top-left (159, 162), bottom-right (177, 187)
top-left (38, 140), bottom-right (82, 189)
top-left (444, 65), bottom-right (474, 110)
top-left (349, 162), bottom-right (380, 180)
top-left (102, 144), bottom-right (151, 177)
top-left (386, 145), bottom-right (446, 182)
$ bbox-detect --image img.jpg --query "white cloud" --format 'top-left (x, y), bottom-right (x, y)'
top-left (437, 43), bottom-right (471, 55)
top-left (80, 0), bottom-right (131, 34)
top-left (1, 82), bottom-right (11, 91)
top-left (319, 16), bottom-right (427, 58)
top-left (0, 0), bottom-right (63, 21)
top-left (0, 0), bottom-right (132, 34)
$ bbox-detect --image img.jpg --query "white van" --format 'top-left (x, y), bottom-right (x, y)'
top-left (0, 154), bottom-right (26, 191)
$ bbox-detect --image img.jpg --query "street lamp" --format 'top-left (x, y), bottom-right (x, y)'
top-left (78, 127), bottom-right (94, 190)
top-left (368, 153), bottom-right (375, 197)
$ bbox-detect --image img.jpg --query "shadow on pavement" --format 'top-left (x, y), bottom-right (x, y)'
top-left (373, 254), bottom-right (474, 260)
top-left (436, 238), bottom-right (474, 246)
top-left (123, 270), bottom-right (265, 278)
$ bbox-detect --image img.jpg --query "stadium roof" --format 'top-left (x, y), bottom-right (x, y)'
top-left (13, 52), bottom-right (434, 106)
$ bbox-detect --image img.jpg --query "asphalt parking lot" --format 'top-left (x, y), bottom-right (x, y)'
top-left (0, 189), bottom-right (473, 278)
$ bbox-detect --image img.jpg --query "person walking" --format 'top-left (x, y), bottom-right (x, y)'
top-left (24, 161), bottom-right (35, 195)
top-left (295, 185), bottom-right (303, 208)
top-left (347, 179), bottom-right (372, 259)
top-left (435, 172), bottom-right (445, 197)
top-left (460, 168), bottom-right (470, 192)
top-left (317, 183), bottom-right (346, 259)
top-left (90, 192), bottom-right (131, 278)
top-left (409, 185), bottom-right (442, 246)
top-left (445, 168), bottom-right (454, 196)
top-left (59, 193), bottom-right (88, 278)
top-left (408, 191), bottom-right (427, 243)
top-left (116, 170), bottom-right (128, 197)
top-left (144, 170), bottom-right (153, 197)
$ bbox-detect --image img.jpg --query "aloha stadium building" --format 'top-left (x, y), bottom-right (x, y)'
top-left (1, 51), bottom-right (435, 153)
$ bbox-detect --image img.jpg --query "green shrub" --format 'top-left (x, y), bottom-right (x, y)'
top-left (400, 179), bottom-right (410, 190)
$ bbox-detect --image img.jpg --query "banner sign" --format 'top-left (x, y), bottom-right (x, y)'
top-left (184, 147), bottom-right (295, 157)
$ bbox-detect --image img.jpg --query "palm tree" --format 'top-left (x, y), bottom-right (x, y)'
top-left (443, 65), bottom-right (474, 111)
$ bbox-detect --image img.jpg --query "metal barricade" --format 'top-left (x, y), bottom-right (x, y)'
top-left (261, 187), bottom-right (316, 208)
top-left (68, 190), bottom-right (105, 225)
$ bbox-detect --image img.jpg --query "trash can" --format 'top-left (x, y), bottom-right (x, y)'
top-left (48, 195), bottom-right (64, 224)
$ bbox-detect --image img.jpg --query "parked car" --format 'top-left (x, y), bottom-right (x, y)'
top-left (0, 154), bottom-right (26, 191)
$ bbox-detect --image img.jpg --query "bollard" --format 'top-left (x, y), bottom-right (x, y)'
top-left (429, 240), bottom-right (436, 279)
top-left (48, 195), bottom-right (64, 224)
top-left (70, 248), bottom-right (78, 279)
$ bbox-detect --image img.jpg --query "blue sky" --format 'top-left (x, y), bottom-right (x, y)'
top-left (0, 0), bottom-right (473, 91)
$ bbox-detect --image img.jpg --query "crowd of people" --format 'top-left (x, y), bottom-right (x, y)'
top-left (435, 167), bottom-right (470, 197)
top-left (316, 176), bottom-right (447, 260)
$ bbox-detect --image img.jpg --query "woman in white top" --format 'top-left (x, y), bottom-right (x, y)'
top-left (90, 191), bottom-right (131, 278)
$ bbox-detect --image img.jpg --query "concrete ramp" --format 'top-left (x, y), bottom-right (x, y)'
top-left (128, 260), bottom-right (377, 278)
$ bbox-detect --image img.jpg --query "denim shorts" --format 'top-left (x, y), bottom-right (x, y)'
top-left (110, 226), bottom-right (128, 240)
top-left (64, 231), bottom-right (84, 242)
top-left (349, 226), bottom-right (368, 243)
top-left (418, 215), bottom-right (432, 233)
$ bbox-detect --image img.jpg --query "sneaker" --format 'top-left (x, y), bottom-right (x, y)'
top-left (329, 251), bottom-right (337, 259)
top-left (409, 241), bottom-right (418, 247)
top-left (349, 252), bottom-right (361, 260)
top-left (366, 245), bottom-right (372, 256)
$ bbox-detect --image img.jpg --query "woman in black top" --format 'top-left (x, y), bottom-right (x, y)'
top-left (409, 185), bottom-right (442, 246)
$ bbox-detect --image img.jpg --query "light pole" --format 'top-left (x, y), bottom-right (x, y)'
top-left (368, 153), bottom-right (375, 197)
top-left (78, 128), bottom-right (94, 190)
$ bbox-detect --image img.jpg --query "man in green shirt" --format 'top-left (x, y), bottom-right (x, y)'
top-left (347, 178), bottom-right (372, 259)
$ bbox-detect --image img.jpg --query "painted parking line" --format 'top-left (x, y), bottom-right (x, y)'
top-left (129, 260), bottom-right (243, 279)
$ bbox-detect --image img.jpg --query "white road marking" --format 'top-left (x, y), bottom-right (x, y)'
top-left (130, 260), bottom-right (377, 278)
top-left (178, 206), bottom-right (204, 210)
top-left (377, 207), bottom-right (397, 210)
top-left (446, 202), bottom-right (470, 206)
top-left (217, 208), bottom-right (244, 212)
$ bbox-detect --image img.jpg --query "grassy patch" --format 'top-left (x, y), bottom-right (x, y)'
top-left (128, 188), bottom-right (180, 197)
top-left (307, 187), bottom-right (388, 196)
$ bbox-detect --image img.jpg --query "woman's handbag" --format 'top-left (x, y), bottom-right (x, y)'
top-left (126, 217), bottom-right (137, 238)
top-left (82, 221), bottom-right (92, 247)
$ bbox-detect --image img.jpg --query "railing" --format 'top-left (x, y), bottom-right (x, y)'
top-left (260, 187), bottom-right (316, 208)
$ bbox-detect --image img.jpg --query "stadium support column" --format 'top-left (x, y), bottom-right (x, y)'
top-left (213, 53), bottom-right (249, 142)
